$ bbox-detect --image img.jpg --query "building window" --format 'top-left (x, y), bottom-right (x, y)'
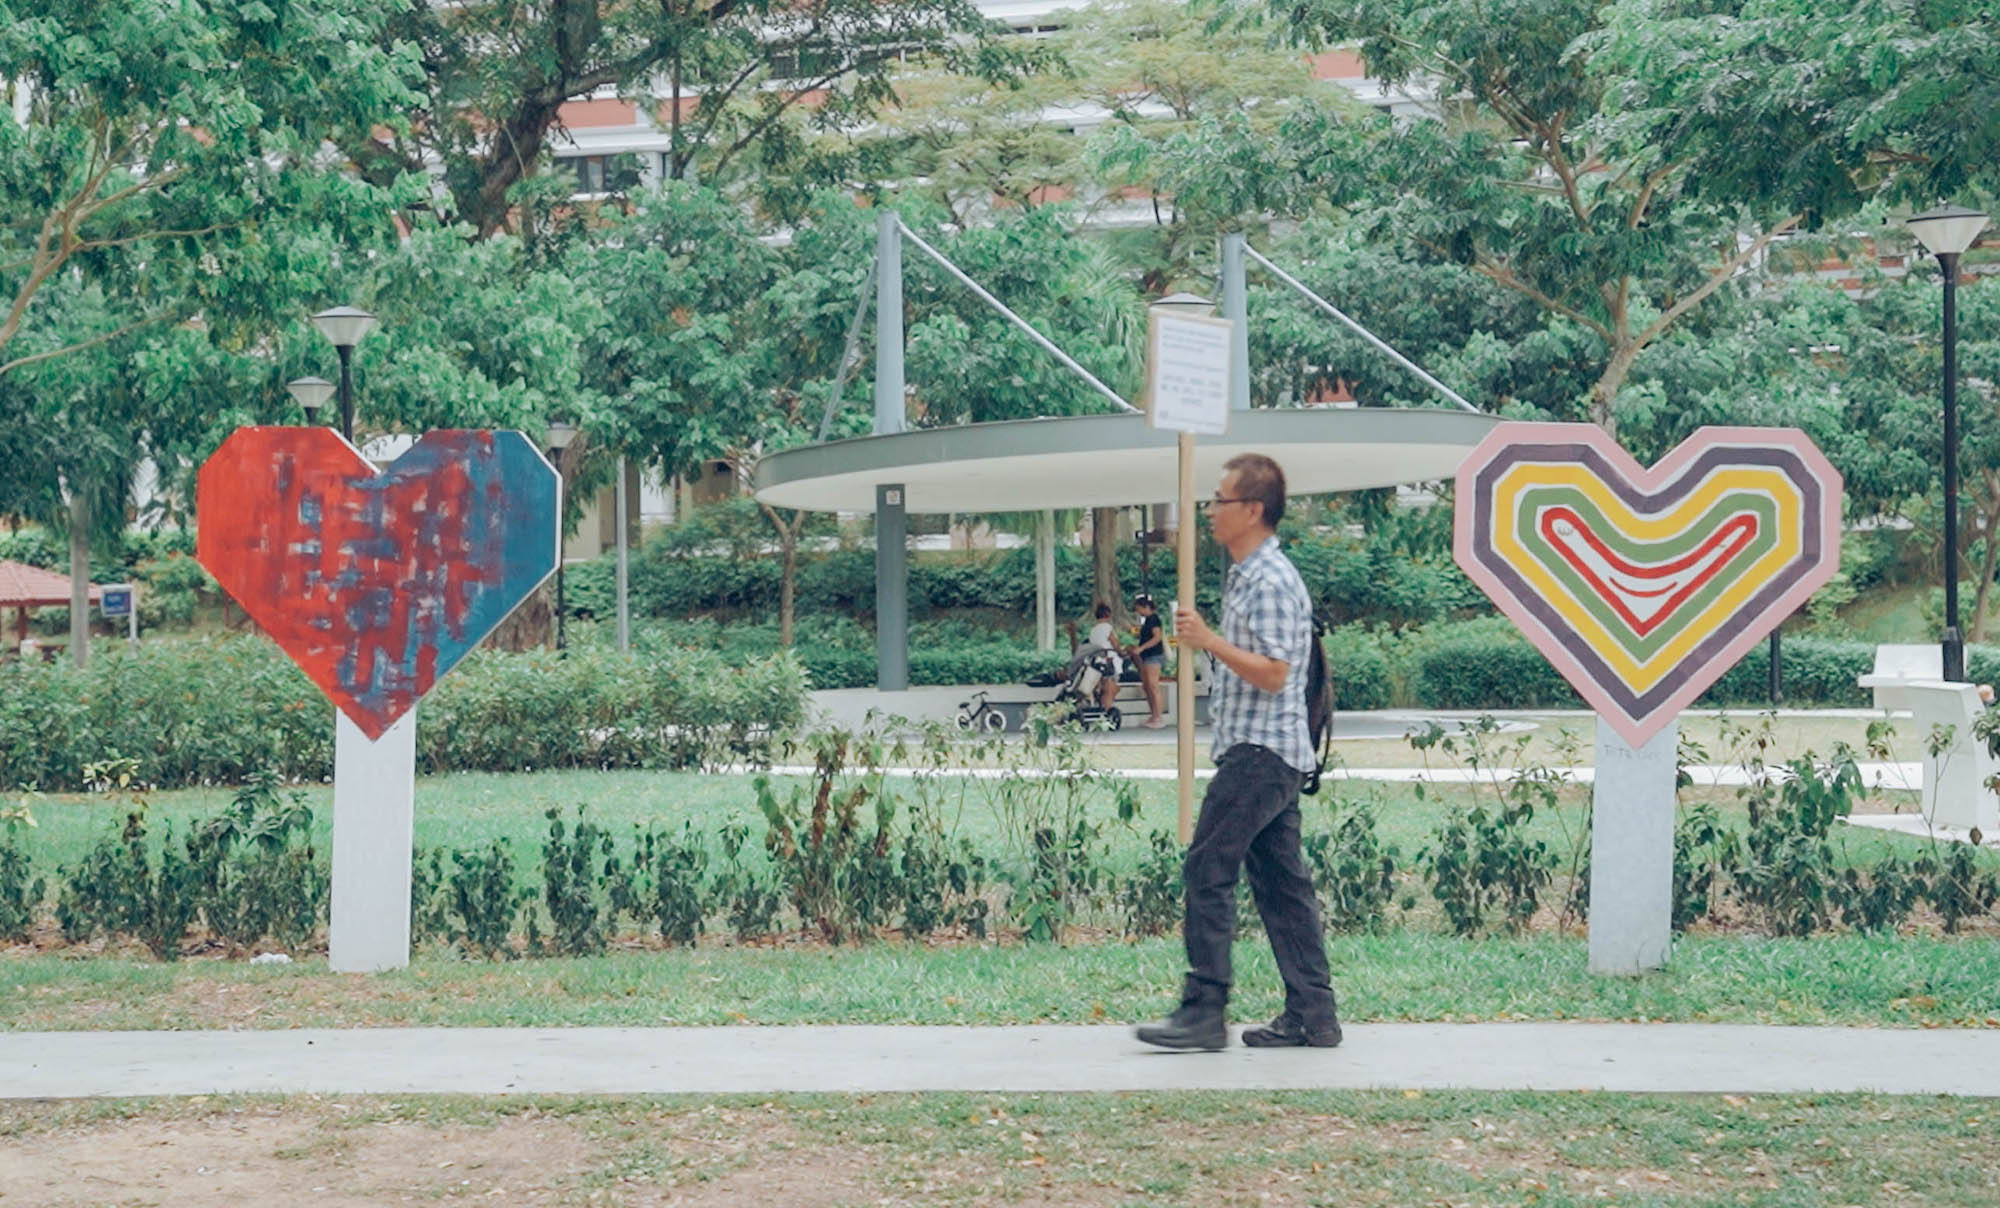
top-left (554, 153), bottom-right (643, 195)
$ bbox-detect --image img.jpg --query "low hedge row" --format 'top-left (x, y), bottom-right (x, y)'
top-left (611, 614), bottom-right (1972, 712)
top-left (0, 637), bottom-right (807, 791)
top-left (560, 533), bottom-right (1479, 632)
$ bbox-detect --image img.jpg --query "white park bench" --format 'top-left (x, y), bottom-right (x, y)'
top-left (1858, 644), bottom-right (1944, 715)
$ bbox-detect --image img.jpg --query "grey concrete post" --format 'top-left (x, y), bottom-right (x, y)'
top-left (1222, 233), bottom-right (1251, 411)
top-left (876, 483), bottom-right (908, 690)
top-left (1587, 719), bottom-right (1677, 974)
top-left (330, 707), bottom-right (416, 972)
top-left (1036, 509), bottom-right (1056, 651)
top-left (875, 210), bottom-right (905, 436)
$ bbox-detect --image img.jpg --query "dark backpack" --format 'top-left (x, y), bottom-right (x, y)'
top-left (1301, 619), bottom-right (1336, 796)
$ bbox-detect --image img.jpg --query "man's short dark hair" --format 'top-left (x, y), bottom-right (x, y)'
top-left (1095, 602), bottom-right (1112, 619)
top-left (1224, 453), bottom-right (1287, 528)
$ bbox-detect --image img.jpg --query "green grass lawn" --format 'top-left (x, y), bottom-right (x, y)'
top-left (12, 726), bottom-right (1936, 888)
top-left (7, 932), bottom-right (1998, 1031)
top-left (1, 1090), bottom-right (1993, 1206)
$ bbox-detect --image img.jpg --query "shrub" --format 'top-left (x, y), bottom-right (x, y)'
top-left (0, 803), bottom-right (43, 943)
top-left (1732, 752), bottom-right (1861, 937)
top-left (756, 731), bottom-right (900, 945)
top-left (537, 806), bottom-right (615, 956)
top-left (1697, 638), bottom-right (1873, 708)
top-left (444, 839), bottom-right (529, 959)
top-left (1671, 801), bottom-right (1740, 932)
top-left (1116, 829), bottom-right (1183, 938)
top-left (638, 822), bottom-right (711, 947)
top-left (1322, 626), bottom-right (1394, 711)
top-left (1304, 796), bottom-right (1399, 933)
top-left (1407, 618), bottom-right (1582, 709)
top-left (0, 636), bottom-right (808, 790)
top-left (187, 772), bottom-right (326, 951)
top-left (55, 809), bottom-right (204, 960)
top-left (1926, 843), bottom-right (2000, 934)
top-left (0, 637), bottom-right (333, 791)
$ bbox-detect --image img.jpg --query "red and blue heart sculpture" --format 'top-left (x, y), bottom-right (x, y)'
top-left (197, 428), bottom-right (560, 740)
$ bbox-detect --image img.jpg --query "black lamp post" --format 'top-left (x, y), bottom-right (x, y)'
top-left (1907, 205), bottom-right (1991, 683)
top-left (285, 377), bottom-right (335, 425)
top-left (311, 306), bottom-right (378, 442)
top-left (546, 420), bottom-right (578, 652)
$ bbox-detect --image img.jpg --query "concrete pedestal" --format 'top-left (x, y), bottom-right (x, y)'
top-left (329, 708), bottom-right (417, 973)
top-left (1907, 681), bottom-right (2000, 834)
top-left (1587, 719), bottom-right (1676, 975)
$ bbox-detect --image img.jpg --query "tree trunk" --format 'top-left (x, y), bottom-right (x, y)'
top-left (778, 516), bottom-right (799, 648)
top-left (1971, 472), bottom-right (2000, 642)
top-left (1091, 506), bottom-right (1123, 621)
top-left (1589, 340), bottom-right (1644, 437)
top-left (68, 493), bottom-right (89, 670)
top-left (486, 585), bottom-right (554, 652)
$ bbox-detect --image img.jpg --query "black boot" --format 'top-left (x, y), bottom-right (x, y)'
top-left (1241, 1011), bottom-right (1341, 1048)
top-left (1135, 977), bottom-right (1228, 1051)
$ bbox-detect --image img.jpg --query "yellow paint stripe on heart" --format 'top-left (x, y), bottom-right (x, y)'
top-left (1489, 463), bottom-right (1804, 693)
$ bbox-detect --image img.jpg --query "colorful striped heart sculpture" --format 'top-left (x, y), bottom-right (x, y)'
top-left (1454, 424), bottom-right (1842, 746)
top-left (197, 428), bottom-right (560, 740)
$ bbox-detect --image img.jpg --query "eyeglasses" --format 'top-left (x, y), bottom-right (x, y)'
top-left (1201, 495), bottom-right (1254, 509)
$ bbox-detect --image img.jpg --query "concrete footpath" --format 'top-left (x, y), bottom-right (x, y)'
top-left (6, 1023), bottom-right (2000, 1100)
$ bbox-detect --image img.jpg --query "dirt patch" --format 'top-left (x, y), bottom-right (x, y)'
top-left (0, 1108), bottom-right (598, 1207)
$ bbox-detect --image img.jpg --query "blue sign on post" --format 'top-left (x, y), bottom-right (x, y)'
top-left (99, 586), bottom-right (133, 618)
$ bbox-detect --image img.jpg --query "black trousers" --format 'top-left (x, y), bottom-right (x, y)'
top-left (1183, 743), bottom-right (1339, 1027)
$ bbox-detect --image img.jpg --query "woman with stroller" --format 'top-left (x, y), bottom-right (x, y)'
top-left (1083, 602), bottom-right (1123, 712)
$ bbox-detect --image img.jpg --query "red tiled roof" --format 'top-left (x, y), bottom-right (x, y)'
top-left (0, 560), bottom-right (103, 608)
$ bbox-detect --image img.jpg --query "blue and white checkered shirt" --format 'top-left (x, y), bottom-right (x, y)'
top-left (1210, 535), bottom-right (1315, 772)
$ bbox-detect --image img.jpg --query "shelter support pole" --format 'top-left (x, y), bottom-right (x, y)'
top-left (330, 707), bottom-right (417, 972)
top-left (1222, 235), bottom-right (1251, 412)
top-left (876, 483), bottom-right (908, 691)
top-left (68, 493), bottom-right (89, 670)
top-left (616, 456), bottom-right (630, 653)
top-left (875, 211), bottom-right (905, 437)
top-left (1176, 433), bottom-right (1196, 844)
top-left (1587, 719), bottom-right (1676, 974)
top-left (1036, 510), bottom-right (1056, 652)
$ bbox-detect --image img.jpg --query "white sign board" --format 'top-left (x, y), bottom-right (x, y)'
top-left (1147, 312), bottom-right (1234, 436)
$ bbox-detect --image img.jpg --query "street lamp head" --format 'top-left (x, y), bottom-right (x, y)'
top-left (1152, 291), bottom-right (1215, 317)
top-left (286, 376), bottom-right (336, 418)
top-left (311, 305), bottom-right (378, 349)
top-left (545, 420), bottom-right (578, 453)
top-left (1907, 205), bottom-right (1990, 258)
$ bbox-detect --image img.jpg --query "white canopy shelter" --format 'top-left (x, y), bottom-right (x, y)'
top-left (755, 408), bottom-right (1498, 514)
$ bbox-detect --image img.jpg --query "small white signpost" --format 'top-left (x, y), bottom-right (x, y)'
top-left (98, 583), bottom-right (137, 641)
top-left (1146, 302), bottom-right (1235, 842)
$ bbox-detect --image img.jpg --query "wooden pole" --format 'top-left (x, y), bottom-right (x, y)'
top-left (1177, 431), bottom-right (1196, 843)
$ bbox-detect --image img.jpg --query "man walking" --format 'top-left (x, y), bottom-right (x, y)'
top-left (1137, 453), bottom-right (1341, 1051)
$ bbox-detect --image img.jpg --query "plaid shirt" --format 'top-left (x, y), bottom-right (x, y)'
top-left (1210, 535), bottom-right (1315, 772)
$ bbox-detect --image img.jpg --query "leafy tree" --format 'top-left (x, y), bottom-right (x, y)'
top-left (1078, 0), bottom-right (1349, 290)
top-left (1244, 218), bottom-right (1602, 413)
top-left (1588, 0), bottom-right (2000, 207)
top-left (348, 0), bottom-right (1043, 237)
top-left (866, 65), bottom-right (1090, 227)
top-left (1262, 0), bottom-right (1815, 430)
top-left (0, 0), bottom-right (418, 663)
top-left (0, 0), bottom-right (417, 373)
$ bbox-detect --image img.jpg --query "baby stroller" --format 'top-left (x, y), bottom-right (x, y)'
top-left (1054, 647), bottom-right (1124, 731)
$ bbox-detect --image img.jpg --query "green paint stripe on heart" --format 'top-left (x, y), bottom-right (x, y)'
top-left (1512, 483), bottom-right (1778, 563)
top-left (1513, 487), bottom-right (1781, 659)
top-left (1511, 487), bottom-right (1781, 660)
top-left (1514, 489), bottom-right (1781, 660)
